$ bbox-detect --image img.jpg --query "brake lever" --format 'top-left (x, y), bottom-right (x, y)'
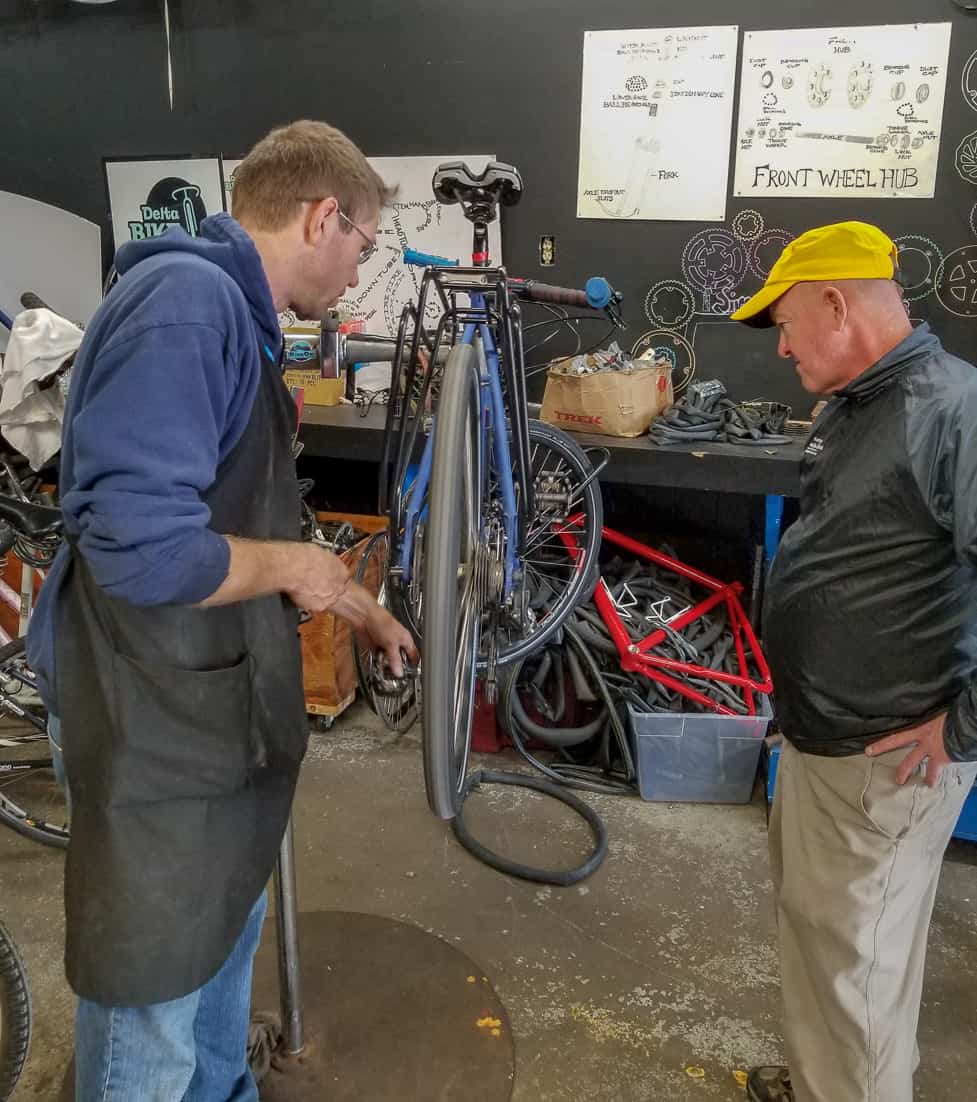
top-left (605, 292), bottom-right (625, 329)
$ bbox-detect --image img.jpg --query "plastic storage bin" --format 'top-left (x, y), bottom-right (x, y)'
top-left (766, 742), bottom-right (977, 843)
top-left (629, 696), bottom-right (773, 804)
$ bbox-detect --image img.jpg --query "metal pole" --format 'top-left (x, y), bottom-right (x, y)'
top-left (274, 814), bottom-right (305, 1055)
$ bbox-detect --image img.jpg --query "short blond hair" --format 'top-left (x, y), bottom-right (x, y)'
top-left (231, 120), bottom-right (396, 231)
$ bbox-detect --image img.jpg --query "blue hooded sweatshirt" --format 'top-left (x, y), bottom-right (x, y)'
top-left (27, 213), bottom-right (283, 710)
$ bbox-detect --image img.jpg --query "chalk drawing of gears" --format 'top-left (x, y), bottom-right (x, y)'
top-left (644, 279), bottom-right (696, 329)
top-left (970, 202), bottom-right (977, 239)
top-left (956, 132), bottom-right (977, 185)
top-left (748, 228), bottom-right (795, 280)
top-left (847, 61), bottom-right (874, 109)
top-left (807, 63), bottom-right (833, 108)
top-left (893, 234), bottom-right (944, 304)
top-left (733, 209), bottom-right (765, 242)
top-left (936, 245), bottom-right (977, 318)
top-left (630, 329), bottom-right (697, 394)
top-left (964, 50), bottom-right (977, 113)
top-left (681, 229), bottom-right (749, 314)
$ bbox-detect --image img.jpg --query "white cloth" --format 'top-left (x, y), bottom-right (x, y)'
top-left (0, 307), bottom-right (82, 469)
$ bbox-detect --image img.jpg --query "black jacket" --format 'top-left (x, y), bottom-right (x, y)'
top-left (764, 324), bottom-right (977, 761)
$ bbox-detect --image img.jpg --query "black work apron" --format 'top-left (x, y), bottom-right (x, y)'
top-left (55, 348), bottom-right (308, 1006)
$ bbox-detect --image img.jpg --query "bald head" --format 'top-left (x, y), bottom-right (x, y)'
top-left (769, 278), bottom-right (912, 395)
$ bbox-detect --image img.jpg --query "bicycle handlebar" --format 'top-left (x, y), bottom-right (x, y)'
top-left (510, 276), bottom-right (623, 325)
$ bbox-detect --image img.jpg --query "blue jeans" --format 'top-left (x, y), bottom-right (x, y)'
top-left (74, 892), bottom-right (267, 1101)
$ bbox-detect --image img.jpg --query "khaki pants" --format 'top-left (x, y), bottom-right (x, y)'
top-left (770, 739), bottom-right (977, 1102)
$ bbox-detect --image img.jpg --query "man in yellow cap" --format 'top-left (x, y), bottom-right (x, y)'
top-left (732, 222), bottom-right (977, 1102)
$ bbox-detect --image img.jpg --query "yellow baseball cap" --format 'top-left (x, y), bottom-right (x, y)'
top-left (731, 221), bottom-right (900, 328)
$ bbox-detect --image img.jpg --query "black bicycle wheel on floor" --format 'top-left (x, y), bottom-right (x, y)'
top-left (421, 344), bottom-right (483, 819)
top-left (352, 531), bottom-right (419, 732)
top-left (0, 918), bottom-right (31, 1102)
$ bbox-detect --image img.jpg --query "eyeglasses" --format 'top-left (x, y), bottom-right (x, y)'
top-left (338, 208), bottom-right (377, 265)
top-left (298, 199), bottom-right (378, 264)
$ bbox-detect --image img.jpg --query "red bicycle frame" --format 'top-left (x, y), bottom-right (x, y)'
top-left (557, 519), bottom-right (772, 716)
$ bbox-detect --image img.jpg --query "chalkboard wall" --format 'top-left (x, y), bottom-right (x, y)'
top-left (2, 0), bottom-right (976, 415)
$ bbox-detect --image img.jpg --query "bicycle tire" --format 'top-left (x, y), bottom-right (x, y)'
top-left (0, 918), bottom-right (31, 1102)
top-left (422, 344), bottom-right (483, 819)
top-left (450, 769), bottom-right (608, 886)
top-left (0, 793), bottom-right (69, 850)
top-left (491, 420), bottom-right (603, 667)
top-left (0, 638), bottom-right (68, 849)
top-left (352, 531), bottom-right (419, 732)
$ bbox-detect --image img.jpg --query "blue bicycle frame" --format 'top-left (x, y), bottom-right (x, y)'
top-left (398, 280), bottom-right (522, 598)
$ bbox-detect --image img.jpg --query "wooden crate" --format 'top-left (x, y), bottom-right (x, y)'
top-left (300, 517), bottom-right (386, 722)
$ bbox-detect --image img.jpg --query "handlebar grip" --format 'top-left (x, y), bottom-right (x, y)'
top-left (515, 281), bottom-right (589, 308)
top-left (20, 291), bottom-right (50, 311)
top-left (403, 248), bottom-right (459, 268)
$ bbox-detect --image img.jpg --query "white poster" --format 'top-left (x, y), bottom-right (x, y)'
top-left (339, 155), bottom-right (502, 335)
top-left (734, 23), bottom-right (953, 200)
top-left (221, 157), bottom-right (242, 211)
top-left (576, 26), bottom-right (739, 222)
top-left (222, 154), bottom-right (503, 338)
top-left (105, 158), bottom-right (225, 248)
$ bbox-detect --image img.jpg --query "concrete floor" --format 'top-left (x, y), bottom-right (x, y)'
top-left (2, 702), bottom-right (976, 1100)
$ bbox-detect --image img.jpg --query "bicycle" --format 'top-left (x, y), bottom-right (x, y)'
top-left (0, 494), bottom-right (67, 850)
top-left (0, 917), bottom-right (31, 1102)
top-left (365, 162), bottom-right (625, 878)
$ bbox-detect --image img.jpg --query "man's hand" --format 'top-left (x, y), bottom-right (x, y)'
top-left (284, 543), bottom-right (351, 613)
top-left (865, 713), bottom-right (952, 787)
top-left (362, 604), bottom-right (419, 679)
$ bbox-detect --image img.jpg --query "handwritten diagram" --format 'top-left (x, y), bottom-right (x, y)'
top-left (577, 26), bottom-right (739, 222)
top-left (734, 24), bottom-right (953, 200)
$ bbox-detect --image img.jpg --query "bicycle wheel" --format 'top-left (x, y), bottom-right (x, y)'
top-left (492, 420), bottom-right (603, 666)
top-left (0, 918), bottom-right (31, 1102)
top-left (0, 639), bottom-right (69, 850)
top-left (421, 344), bottom-right (483, 819)
top-left (352, 531), bottom-right (419, 732)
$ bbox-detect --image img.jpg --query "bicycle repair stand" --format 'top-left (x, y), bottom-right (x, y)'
top-left (270, 814), bottom-right (304, 1058)
top-left (250, 813), bottom-right (516, 1101)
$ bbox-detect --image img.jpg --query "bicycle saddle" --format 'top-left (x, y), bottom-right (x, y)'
top-left (0, 494), bottom-right (62, 539)
top-left (432, 161), bottom-right (523, 210)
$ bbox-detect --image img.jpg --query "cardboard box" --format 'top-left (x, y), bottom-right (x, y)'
top-left (283, 369), bottom-right (345, 406)
top-left (540, 360), bottom-right (673, 438)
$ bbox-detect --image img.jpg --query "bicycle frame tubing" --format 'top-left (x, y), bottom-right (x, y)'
top-left (384, 233), bottom-right (536, 601)
top-left (556, 519), bottom-right (773, 716)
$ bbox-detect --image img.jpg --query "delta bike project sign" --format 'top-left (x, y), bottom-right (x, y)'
top-left (104, 158), bottom-right (225, 247)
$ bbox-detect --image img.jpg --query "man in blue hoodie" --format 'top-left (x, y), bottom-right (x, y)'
top-left (27, 119), bottom-right (417, 1101)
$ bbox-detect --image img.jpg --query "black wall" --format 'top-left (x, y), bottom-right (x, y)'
top-left (2, 0), bottom-right (976, 417)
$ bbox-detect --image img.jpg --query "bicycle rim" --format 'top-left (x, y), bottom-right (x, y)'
top-left (421, 344), bottom-right (482, 819)
top-left (0, 918), bottom-right (31, 1102)
top-left (0, 641), bottom-right (67, 849)
top-left (491, 420), bottom-right (603, 666)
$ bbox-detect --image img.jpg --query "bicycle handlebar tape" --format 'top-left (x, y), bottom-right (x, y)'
top-left (403, 248), bottom-right (460, 268)
top-left (520, 282), bottom-right (589, 308)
